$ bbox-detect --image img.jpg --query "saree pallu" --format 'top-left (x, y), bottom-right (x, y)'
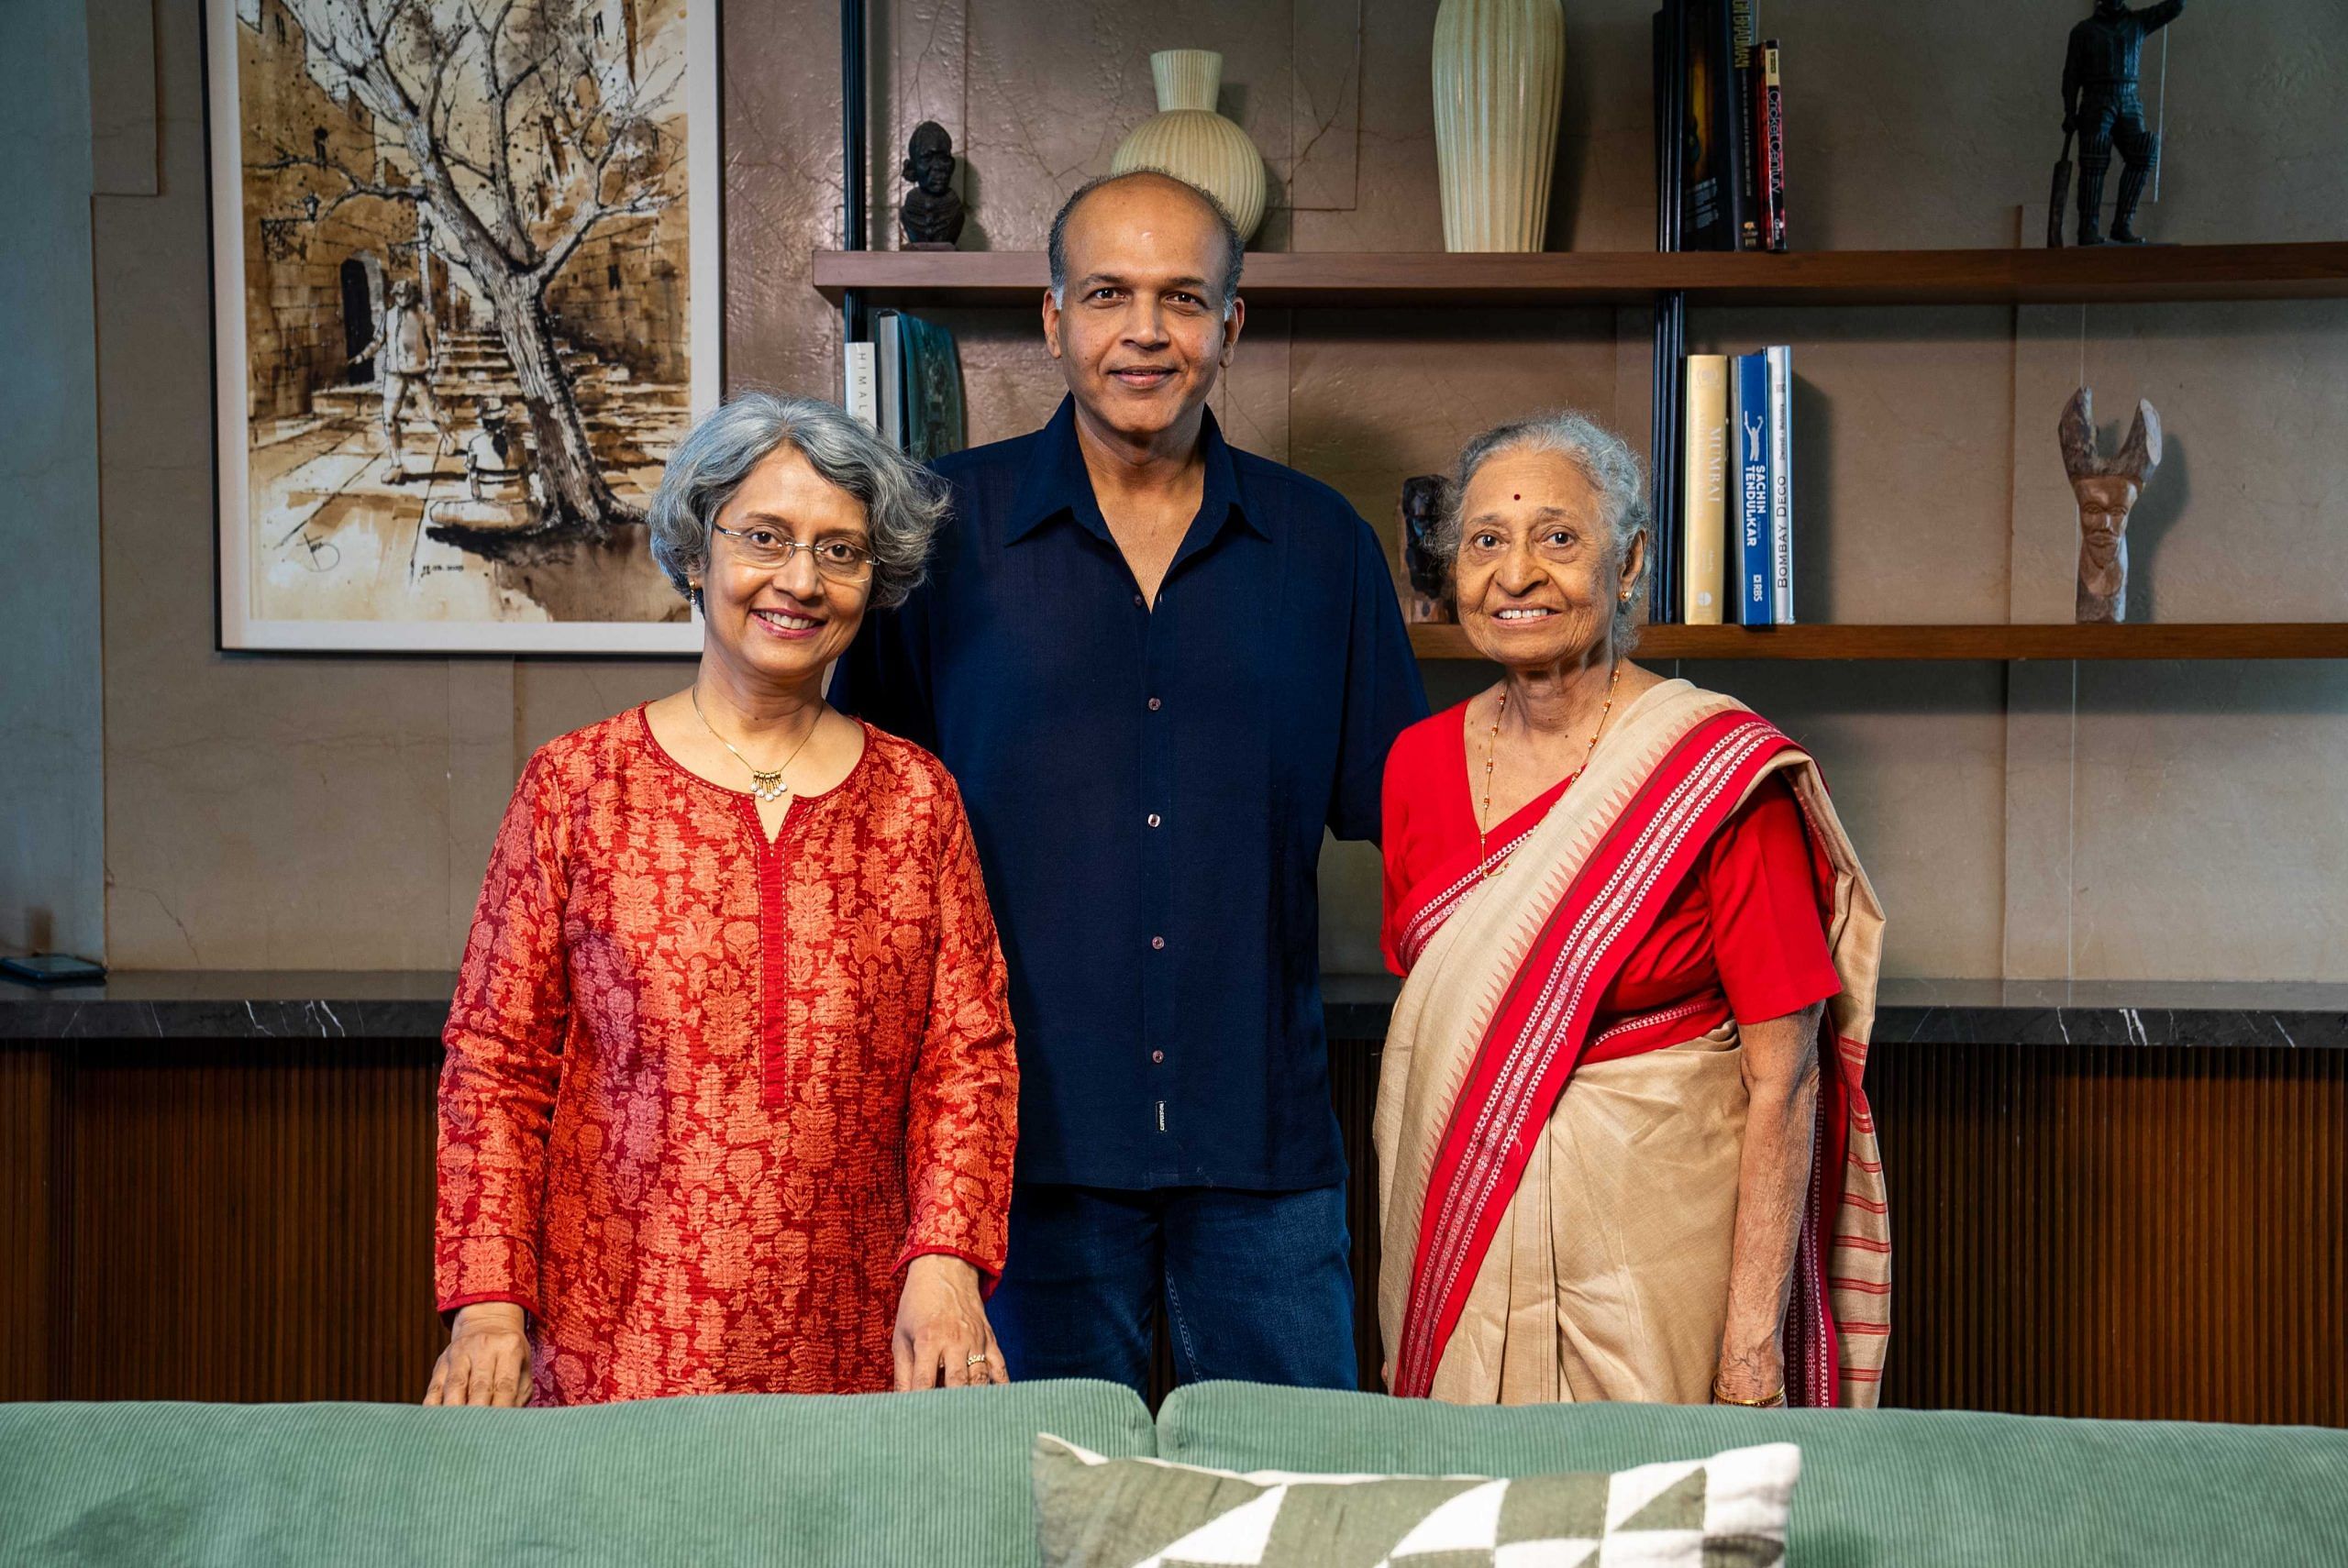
top-left (1372, 679), bottom-right (1889, 1408)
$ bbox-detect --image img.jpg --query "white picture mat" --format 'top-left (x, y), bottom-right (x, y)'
top-left (208, 0), bottom-right (719, 655)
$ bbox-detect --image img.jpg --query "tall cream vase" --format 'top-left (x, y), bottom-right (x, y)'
top-left (1432, 0), bottom-right (1567, 252)
top-left (1111, 50), bottom-right (1268, 244)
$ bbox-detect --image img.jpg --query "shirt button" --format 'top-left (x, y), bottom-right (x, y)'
top-left (1150, 935), bottom-right (1166, 950)
top-left (1151, 1050), bottom-right (1165, 1064)
top-left (1146, 697), bottom-right (1162, 712)
top-left (1133, 593), bottom-right (1145, 607)
top-left (1146, 812), bottom-right (1161, 828)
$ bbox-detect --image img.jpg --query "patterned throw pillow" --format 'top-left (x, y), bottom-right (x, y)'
top-left (1031, 1433), bottom-right (1798, 1568)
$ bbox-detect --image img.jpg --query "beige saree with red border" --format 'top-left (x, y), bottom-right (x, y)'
top-left (1374, 679), bottom-right (1889, 1407)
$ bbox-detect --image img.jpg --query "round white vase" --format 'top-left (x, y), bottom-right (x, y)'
top-left (1111, 50), bottom-right (1268, 244)
top-left (1432, 0), bottom-right (1567, 252)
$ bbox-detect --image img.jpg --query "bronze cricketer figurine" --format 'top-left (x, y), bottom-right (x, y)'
top-left (2054, 0), bottom-right (2185, 247)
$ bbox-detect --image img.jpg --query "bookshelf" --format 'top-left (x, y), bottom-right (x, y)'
top-left (1412, 623), bottom-right (2348, 663)
top-left (813, 242), bottom-right (2348, 308)
top-left (814, 241), bottom-right (2348, 662)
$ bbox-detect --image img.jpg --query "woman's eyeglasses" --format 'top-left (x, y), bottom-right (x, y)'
top-left (712, 523), bottom-right (876, 582)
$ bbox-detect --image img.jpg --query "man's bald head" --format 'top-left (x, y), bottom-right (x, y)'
top-left (1047, 171), bottom-right (1244, 314)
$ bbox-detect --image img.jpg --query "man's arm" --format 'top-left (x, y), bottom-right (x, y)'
top-left (2138, 0), bottom-right (2186, 35)
top-left (1326, 515), bottom-right (1430, 844)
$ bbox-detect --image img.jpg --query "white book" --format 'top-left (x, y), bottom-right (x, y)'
top-left (877, 311), bottom-right (905, 451)
top-left (1765, 345), bottom-right (1793, 623)
top-left (844, 341), bottom-right (879, 429)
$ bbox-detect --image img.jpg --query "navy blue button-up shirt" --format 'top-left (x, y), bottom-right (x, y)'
top-left (832, 397), bottom-right (1427, 1189)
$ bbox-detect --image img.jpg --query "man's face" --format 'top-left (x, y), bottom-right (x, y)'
top-left (915, 148), bottom-right (954, 195)
top-left (1042, 177), bottom-right (1244, 446)
top-left (2095, 0), bottom-right (2125, 17)
top-left (2074, 474), bottom-right (2139, 549)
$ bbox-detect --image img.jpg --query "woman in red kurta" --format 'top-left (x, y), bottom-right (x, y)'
top-left (1372, 413), bottom-right (1889, 1410)
top-left (429, 393), bottom-right (1016, 1406)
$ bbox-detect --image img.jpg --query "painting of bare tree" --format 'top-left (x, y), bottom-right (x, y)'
top-left (209, 0), bottom-right (716, 651)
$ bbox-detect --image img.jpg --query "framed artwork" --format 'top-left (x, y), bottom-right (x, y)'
top-left (206, 0), bottom-right (718, 652)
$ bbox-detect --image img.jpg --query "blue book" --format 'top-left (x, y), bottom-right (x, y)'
top-left (1730, 352), bottom-right (1772, 625)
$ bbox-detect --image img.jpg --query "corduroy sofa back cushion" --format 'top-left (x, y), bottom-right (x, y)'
top-left (1154, 1382), bottom-right (2348, 1568)
top-left (0, 1379), bottom-right (1154, 1568)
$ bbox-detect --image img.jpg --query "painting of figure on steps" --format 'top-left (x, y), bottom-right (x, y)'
top-left (207, 0), bottom-right (717, 652)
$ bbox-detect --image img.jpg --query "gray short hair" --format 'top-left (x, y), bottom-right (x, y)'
top-left (648, 392), bottom-right (947, 612)
top-left (1047, 171), bottom-right (1244, 315)
top-left (1437, 411), bottom-right (1651, 653)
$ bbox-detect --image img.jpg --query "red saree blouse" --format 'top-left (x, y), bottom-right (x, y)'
top-left (436, 710), bottom-right (1017, 1404)
top-left (1380, 701), bottom-right (1842, 1029)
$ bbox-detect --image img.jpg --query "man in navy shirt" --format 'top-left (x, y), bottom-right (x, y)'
top-left (833, 171), bottom-right (1426, 1392)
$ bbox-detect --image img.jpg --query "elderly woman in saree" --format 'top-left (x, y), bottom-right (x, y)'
top-left (1372, 412), bottom-right (1889, 1410)
top-left (427, 392), bottom-right (1017, 1406)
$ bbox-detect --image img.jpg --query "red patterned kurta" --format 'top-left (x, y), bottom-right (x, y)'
top-left (435, 708), bottom-right (1017, 1404)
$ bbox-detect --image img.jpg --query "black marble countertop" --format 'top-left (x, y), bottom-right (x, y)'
top-left (0, 971), bottom-right (457, 1042)
top-left (5, 971), bottom-right (2343, 1049)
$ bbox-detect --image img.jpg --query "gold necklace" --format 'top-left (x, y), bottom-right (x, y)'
top-left (1478, 661), bottom-right (1622, 877)
top-left (691, 687), bottom-right (822, 804)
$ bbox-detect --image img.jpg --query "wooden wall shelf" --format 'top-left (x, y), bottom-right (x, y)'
top-left (1411, 623), bottom-right (2348, 661)
top-left (813, 242), bottom-right (2348, 307)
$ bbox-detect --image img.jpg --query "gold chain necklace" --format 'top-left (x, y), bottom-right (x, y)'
top-left (692, 687), bottom-right (822, 804)
top-left (1478, 661), bottom-right (1622, 877)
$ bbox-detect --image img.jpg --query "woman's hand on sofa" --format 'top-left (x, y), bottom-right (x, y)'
top-left (424, 1302), bottom-right (532, 1407)
top-left (893, 1254), bottom-right (1009, 1391)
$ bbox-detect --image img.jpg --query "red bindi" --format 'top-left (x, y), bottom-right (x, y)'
top-left (1513, 493), bottom-right (1522, 500)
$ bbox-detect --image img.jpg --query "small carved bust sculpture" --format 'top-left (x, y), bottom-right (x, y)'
top-left (1400, 474), bottom-right (1455, 624)
top-left (2058, 386), bottom-right (2163, 623)
top-left (898, 121), bottom-right (965, 249)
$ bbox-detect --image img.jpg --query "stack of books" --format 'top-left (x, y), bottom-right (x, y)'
top-left (1657, 1), bottom-right (1790, 255)
top-left (1647, 1), bottom-right (1790, 627)
top-left (842, 309), bottom-right (967, 461)
top-left (1672, 348), bottom-right (1794, 627)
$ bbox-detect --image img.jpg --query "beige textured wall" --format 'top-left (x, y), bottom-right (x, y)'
top-left (83, 0), bottom-right (2348, 981)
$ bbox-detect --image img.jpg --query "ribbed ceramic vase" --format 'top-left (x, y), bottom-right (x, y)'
top-left (1432, 0), bottom-right (1567, 251)
top-left (1111, 50), bottom-right (1267, 243)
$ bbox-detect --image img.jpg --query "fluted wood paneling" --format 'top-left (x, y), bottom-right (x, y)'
top-left (61, 1041), bottom-right (442, 1403)
top-left (1866, 1043), bottom-right (2347, 1425)
top-left (5, 1036), bottom-right (2340, 1420)
top-left (0, 1046), bottom-right (61, 1399)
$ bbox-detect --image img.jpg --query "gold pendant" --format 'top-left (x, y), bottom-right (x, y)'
top-left (750, 772), bottom-right (790, 803)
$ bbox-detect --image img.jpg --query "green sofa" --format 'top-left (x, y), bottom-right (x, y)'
top-left (2, 1381), bottom-right (2341, 1565)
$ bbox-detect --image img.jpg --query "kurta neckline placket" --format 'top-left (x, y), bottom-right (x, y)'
top-left (631, 704), bottom-right (874, 1106)
top-left (748, 797), bottom-right (796, 1107)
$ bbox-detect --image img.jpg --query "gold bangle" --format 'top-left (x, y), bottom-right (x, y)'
top-left (1711, 1381), bottom-right (1787, 1408)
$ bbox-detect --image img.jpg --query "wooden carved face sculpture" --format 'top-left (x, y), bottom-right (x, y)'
top-left (2058, 387), bottom-right (2162, 624)
top-left (1400, 473), bottom-right (1455, 624)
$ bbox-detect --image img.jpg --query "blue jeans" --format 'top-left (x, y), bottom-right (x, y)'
top-left (989, 1183), bottom-right (1357, 1393)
